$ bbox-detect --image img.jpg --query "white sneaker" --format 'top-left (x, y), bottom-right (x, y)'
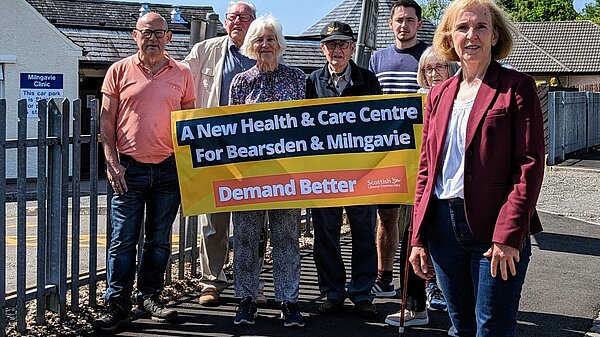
top-left (385, 309), bottom-right (429, 327)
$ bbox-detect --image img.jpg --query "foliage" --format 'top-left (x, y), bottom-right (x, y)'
top-left (420, 0), bottom-right (449, 25)
top-left (579, 0), bottom-right (600, 25)
top-left (497, 0), bottom-right (517, 13)
top-left (420, 0), bottom-right (580, 24)
top-left (510, 0), bottom-right (578, 22)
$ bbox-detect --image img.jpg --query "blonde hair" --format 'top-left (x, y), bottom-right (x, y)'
top-left (417, 46), bottom-right (460, 88)
top-left (433, 0), bottom-right (516, 62)
top-left (240, 14), bottom-right (286, 60)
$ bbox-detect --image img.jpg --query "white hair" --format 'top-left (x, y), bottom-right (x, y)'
top-left (227, 1), bottom-right (256, 16)
top-left (240, 14), bottom-right (286, 60)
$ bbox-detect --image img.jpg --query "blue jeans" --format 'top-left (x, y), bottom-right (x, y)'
top-left (427, 198), bottom-right (531, 337)
top-left (105, 154), bottom-right (180, 304)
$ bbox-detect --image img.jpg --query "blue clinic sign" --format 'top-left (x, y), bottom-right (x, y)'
top-left (20, 73), bottom-right (64, 117)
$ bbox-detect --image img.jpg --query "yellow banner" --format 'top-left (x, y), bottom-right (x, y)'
top-left (172, 94), bottom-right (424, 216)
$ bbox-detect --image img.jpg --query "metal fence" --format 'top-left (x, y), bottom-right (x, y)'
top-left (0, 97), bottom-right (313, 335)
top-left (547, 91), bottom-right (600, 165)
top-left (0, 97), bottom-right (102, 335)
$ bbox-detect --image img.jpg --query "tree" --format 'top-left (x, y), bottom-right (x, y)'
top-left (511, 0), bottom-right (578, 22)
top-left (497, 0), bottom-right (517, 13)
top-left (420, 0), bottom-right (449, 25)
top-left (580, 0), bottom-right (600, 25)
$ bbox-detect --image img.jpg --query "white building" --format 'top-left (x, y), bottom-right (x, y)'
top-left (1, 0), bottom-right (82, 178)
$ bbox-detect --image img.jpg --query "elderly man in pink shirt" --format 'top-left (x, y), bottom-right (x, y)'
top-left (92, 12), bottom-right (195, 333)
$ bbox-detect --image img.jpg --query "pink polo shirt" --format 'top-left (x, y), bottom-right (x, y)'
top-left (102, 53), bottom-right (196, 164)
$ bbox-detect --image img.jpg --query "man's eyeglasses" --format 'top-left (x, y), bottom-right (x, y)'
top-left (226, 13), bottom-right (254, 22)
top-left (423, 64), bottom-right (448, 74)
top-left (135, 29), bottom-right (168, 39)
top-left (324, 41), bottom-right (351, 50)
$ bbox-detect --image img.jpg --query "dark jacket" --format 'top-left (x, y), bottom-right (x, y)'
top-left (306, 60), bottom-right (382, 98)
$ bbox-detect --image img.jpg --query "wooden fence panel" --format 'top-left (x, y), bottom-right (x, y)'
top-left (588, 93), bottom-right (600, 148)
top-left (537, 85), bottom-right (549, 152)
top-left (562, 92), bottom-right (587, 154)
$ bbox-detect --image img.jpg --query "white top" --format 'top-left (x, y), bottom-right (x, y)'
top-left (434, 98), bottom-right (474, 200)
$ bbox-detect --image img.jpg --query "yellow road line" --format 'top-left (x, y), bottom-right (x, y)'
top-left (4, 235), bottom-right (184, 248)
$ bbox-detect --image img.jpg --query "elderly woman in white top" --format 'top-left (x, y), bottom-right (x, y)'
top-left (228, 14), bottom-right (306, 328)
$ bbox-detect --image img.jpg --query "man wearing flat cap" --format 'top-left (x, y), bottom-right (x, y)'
top-left (306, 21), bottom-right (382, 320)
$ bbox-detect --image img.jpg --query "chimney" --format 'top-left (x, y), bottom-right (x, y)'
top-left (139, 2), bottom-right (150, 17)
top-left (171, 5), bottom-right (187, 24)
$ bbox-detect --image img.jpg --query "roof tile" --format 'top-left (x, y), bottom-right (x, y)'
top-left (302, 0), bottom-right (436, 49)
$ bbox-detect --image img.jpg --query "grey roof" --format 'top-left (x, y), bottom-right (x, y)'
top-left (302, 0), bottom-right (436, 49)
top-left (284, 41), bottom-right (326, 71)
top-left (64, 27), bottom-right (326, 71)
top-left (24, 1), bottom-right (600, 76)
top-left (25, 0), bottom-right (225, 34)
top-left (25, 0), bottom-right (325, 72)
top-left (505, 21), bottom-right (600, 74)
top-left (62, 29), bottom-right (192, 63)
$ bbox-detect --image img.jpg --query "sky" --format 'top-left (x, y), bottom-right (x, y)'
top-left (112, 0), bottom-right (594, 36)
top-left (124, 0), bottom-right (341, 36)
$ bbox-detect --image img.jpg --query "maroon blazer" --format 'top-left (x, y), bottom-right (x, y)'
top-left (412, 60), bottom-right (545, 250)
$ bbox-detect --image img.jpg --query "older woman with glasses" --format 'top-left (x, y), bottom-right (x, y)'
top-left (228, 14), bottom-right (306, 329)
top-left (409, 0), bottom-right (545, 336)
top-left (417, 46), bottom-right (460, 94)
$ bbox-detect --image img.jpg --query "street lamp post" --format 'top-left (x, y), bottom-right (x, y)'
top-left (354, 0), bottom-right (379, 68)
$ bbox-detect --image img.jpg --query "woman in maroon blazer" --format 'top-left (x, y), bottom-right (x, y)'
top-left (408, 0), bottom-right (545, 336)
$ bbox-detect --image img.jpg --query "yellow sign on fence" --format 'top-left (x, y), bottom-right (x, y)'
top-left (172, 94), bottom-right (424, 216)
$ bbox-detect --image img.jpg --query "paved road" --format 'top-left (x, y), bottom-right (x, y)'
top-left (98, 210), bottom-right (600, 337)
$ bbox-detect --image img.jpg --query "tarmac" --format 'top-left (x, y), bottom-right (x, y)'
top-left (4, 149), bottom-right (600, 336)
top-left (86, 208), bottom-right (599, 337)
top-left (551, 147), bottom-right (600, 172)
top-left (98, 148), bottom-right (600, 337)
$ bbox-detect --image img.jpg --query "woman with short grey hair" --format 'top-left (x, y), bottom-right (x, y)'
top-left (229, 14), bottom-right (306, 329)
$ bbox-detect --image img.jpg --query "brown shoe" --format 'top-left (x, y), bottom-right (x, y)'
top-left (318, 299), bottom-right (343, 315)
top-left (354, 300), bottom-right (378, 319)
top-left (199, 288), bottom-right (220, 307)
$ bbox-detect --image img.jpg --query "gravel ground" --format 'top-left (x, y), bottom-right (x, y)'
top-left (5, 169), bottom-right (599, 336)
top-left (537, 168), bottom-right (600, 225)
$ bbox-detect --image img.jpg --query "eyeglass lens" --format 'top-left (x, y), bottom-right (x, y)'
top-left (226, 13), bottom-right (254, 22)
top-left (326, 41), bottom-right (350, 50)
top-left (425, 64), bottom-right (448, 73)
top-left (137, 29), bottom-right (167, 38)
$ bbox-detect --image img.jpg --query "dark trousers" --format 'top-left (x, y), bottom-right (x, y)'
top-left (105, 154), bottom-right (180, 305)
top-left (312, 205), bottom-right (377, 304)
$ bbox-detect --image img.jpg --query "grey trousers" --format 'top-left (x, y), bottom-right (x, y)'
top-left (198, 212), bottom-right (231, 291)
top-left (233, 209), bottom-right (301, 302)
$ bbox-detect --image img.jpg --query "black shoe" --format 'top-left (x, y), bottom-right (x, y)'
top-left (137, 296), bottom-right (178, 323)
top-left (354, 300), bottom-right (378, 319)
top-left (281, 301), bottom-right (306, 327)
top-left (92, 300), bottom-right (131, 333)
top-left (318, 299), bottom-right (344, 315)
top-left (234, 297), bottom-right (257, 325)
